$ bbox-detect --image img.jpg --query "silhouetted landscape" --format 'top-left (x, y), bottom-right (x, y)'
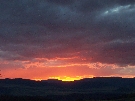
top-left (1, 77), bottom-right (135, 101)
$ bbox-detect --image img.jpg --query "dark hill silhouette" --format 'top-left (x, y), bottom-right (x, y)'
top-left (0, 77), bottom-right (135, 101)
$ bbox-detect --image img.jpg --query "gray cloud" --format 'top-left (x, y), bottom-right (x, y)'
top-left (0, 0), bottom-right (135, 66)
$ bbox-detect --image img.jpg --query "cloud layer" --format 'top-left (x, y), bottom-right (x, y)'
top-left (0, 0), bottom-right (135, 78)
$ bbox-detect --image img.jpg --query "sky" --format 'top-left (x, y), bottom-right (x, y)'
top-left (0, 0), bottom-right (135, 81)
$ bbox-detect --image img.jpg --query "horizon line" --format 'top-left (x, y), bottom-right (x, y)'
top-left (1, 76), bottom-right (135, 82)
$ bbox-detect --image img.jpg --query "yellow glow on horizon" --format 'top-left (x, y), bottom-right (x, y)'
top-left (49, 76), bottom-right (83, 81)
top-left (33, 78), bottom-right (42, 81)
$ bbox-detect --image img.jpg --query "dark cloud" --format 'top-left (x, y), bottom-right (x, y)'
top-left (0, 0), bottom-right (135, 66)
top-left (114, 0), bottom-right (135, 5)
top-left (46, 0), bottom-right (75, 5)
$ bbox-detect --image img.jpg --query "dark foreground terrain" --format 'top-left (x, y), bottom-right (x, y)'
top-left (0, 77), bottom-right (135, 101)
top-left (0, 94), bottom-right (135, 101)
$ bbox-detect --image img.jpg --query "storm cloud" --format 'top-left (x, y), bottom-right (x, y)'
top-left (0, 0), bottom-right (135, 68)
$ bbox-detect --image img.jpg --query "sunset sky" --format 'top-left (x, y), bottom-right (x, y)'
top-left (0, 0), bottom-right (135, 81)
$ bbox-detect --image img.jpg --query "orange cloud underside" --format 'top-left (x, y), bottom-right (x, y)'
top-left (1, 57), bottom-right (135, 81)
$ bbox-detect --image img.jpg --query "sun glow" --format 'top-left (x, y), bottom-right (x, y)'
top-left (49, 76), bottom-right (82, 81)
top-left (34, 78), bottom-right (42, 81)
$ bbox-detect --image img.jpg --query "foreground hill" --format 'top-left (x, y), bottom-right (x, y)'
top-left (0, 77), bottom-right (135, 101)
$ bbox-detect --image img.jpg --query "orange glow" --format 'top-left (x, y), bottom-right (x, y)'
top-left (1, 58), bottom-right (135, 80)
top-left (49, 76), bottom-right (83, 81)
